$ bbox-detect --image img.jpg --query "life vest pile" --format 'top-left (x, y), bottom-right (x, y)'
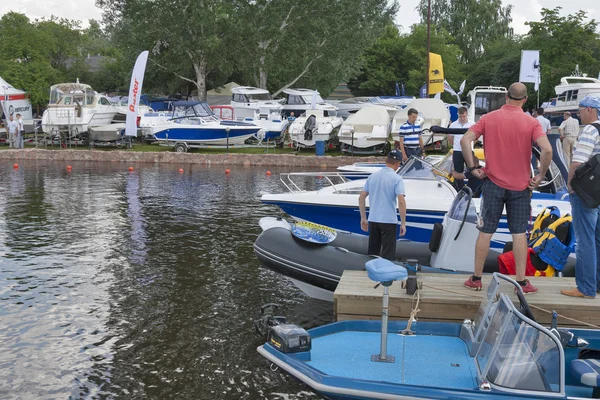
top-left (498, 206), bottom-right (576, 277)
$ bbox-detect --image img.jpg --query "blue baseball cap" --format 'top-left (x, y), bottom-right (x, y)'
top-left (579, 96), bottom-right (600, 111)
top-left (388, 149), bottom-right (403, 162)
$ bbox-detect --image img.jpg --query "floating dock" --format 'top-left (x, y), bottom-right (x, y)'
top-left (334, 271), bottom-right (600, 327)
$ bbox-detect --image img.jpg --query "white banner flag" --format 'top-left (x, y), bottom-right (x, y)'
top-left (126, 51), bottom-right (149, 137)
top-left (457, 80), bottom-right (466, 95)
top-left (443, 80), bottom-right (457, 96)
top-left (519, 50), bottom-right (541, 84)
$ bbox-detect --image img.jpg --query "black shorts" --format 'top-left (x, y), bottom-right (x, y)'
top-left (452, 151), bottom-right (465, 174)
top-left (479, 179), bottom-right (531, 234)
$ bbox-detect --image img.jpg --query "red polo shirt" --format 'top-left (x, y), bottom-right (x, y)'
top-left (470, 104), bottom-right (545, 191)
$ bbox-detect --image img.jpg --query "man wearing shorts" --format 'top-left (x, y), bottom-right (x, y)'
top-left (461, 82), bottom-right (553, 294)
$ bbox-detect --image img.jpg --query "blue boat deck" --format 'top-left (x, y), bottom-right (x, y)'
top-left (308, 331), bottom-right (478, 390)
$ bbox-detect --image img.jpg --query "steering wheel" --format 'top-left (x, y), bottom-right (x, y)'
top-left (516, 289), bottom-right (536, 322)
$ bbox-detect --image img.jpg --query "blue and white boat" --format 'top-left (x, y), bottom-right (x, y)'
top-left (258, 271), bottom-right (600, 399)
top-left (151, 101), bottom-right (261, 146)
top-left (261, 154), bottom-right (571, 249)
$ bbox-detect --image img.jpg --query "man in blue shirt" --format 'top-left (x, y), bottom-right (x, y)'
top-left (358, 150), bottom-right (407, 260)
top-left (398, 108), bottom-right (425, 162)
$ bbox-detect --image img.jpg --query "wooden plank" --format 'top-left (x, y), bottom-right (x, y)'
top-left (334, 271), bottom-right (600, 327)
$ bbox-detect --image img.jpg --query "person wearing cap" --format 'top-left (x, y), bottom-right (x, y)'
top-left (460, 82), bottom-right (552, 294)
top-left (358, 149), bottom-right (407, 261)
top-left (561, 96), bottom-right (600, 299)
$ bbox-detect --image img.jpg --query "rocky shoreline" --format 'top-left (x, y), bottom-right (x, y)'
top-left (0, 148), bottom-right (382, 168)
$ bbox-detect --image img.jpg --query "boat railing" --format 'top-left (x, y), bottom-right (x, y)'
top-left (278, 171), bottom-right (365, 194)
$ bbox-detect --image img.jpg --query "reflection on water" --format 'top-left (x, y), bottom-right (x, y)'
top-left (0, 160), bottom-right (332, 399)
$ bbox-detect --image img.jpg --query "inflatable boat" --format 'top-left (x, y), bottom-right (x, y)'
top-left (254, 189), bottom-right (575, 301)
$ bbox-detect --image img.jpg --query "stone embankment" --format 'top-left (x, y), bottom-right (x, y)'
top-left (0, 149), bottom-right (382, 168)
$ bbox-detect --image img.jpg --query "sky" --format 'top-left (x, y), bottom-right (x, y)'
top-left (1, 0), bottom-right (598, 35)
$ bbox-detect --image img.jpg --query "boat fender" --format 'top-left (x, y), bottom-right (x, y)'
top-left (429, 222), bottom-right (443, 252)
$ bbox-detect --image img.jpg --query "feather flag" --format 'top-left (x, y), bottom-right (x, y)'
top-left (395, 82), bottom-right (400, 97)
top-left (457, 80), bottom-right (466, 95)
top-left (428, 53), bottom-right (444, 94)
top-left (126, 51), bottom-right (149, 136)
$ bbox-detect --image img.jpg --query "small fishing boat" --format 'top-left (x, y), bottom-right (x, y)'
top-left (257, 272), bottom-right (599, 399)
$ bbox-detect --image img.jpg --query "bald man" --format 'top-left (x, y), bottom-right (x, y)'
top-left (461, 82), bottom-right (553, 294)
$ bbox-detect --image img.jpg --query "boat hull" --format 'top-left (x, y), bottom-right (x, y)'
top-left (153, 123), bottom-right (260, 145)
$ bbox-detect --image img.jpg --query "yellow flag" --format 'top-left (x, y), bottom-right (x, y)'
top-left (428, 53), bottom-right (444, 94)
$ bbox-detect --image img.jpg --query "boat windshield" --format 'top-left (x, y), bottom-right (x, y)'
top-left (246, 93), bottom-right (273, 101)
top-left (301, 94), bottom-right (325, 104)
top-left (471, 274), bottom-right (564, 395)
top-left (173, 103), bottom-right (217, 119)
top-left (397, 156), bottom-right (451, 182)
top-left (473, 92), bottom-right (506, 121)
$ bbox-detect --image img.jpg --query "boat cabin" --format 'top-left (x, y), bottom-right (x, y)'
top-left (466, 86), bottom-right (507, 122)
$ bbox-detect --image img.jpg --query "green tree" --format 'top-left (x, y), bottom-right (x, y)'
top-left (524, 7), bottom-right (600, 105)
top-left (348, 23), bottom-right (463, 100)
top-left (98, 0), bottom-right (240, 101)
top-left (417, 0), bottom-right (513, 63)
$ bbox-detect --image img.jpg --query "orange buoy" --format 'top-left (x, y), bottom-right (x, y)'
top-left (67, 165), bottom-right (72, 170)
top-left (225, 169), bottom-right (230, 174)
top-left (266, 171), bottom-right (272, 176)
top-left (178, 168), bottom-right (184, 173)
top-left (128, 166), bottom-right (134, 172)
top-left (13, 163), bottom-right (18, 169)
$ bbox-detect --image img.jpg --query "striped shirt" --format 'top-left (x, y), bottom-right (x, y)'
top-left (572, 120), bottom-right (600, 164)
top-left (398, 121), bottom-right (421, 147)
top-left (559, 116), bottom-right (579, 137)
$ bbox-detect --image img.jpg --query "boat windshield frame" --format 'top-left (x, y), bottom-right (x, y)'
top-left (396, 156), bottom-right (451, 182)
top-left (467, 273), bottom-right (565, 396)
top-left (171, 103), bottom-right (219, 122)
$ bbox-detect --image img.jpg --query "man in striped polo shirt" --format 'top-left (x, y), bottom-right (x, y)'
top-left (398, 108), bottom-right (425, 162)
top-left (561, 96), bottom-right (600, 299)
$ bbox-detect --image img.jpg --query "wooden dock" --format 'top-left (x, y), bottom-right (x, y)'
top-left (334, 271), bottom-right (600, 328)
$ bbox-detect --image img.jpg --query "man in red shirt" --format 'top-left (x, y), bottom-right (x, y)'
top-left (460, 82), bottom-right (553, 294)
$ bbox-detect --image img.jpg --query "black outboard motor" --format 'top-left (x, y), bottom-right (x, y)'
top-left (267, 324), bottom-right (311, 353)
top-left (254, 303), bottom-right (287, 338)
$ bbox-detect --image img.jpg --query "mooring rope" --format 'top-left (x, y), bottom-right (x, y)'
top-left (421, 283), bottom-right (600, 330)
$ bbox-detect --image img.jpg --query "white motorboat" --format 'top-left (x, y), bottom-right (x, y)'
top-left (288, 108), bottom-right (343, 149)
top-left (261, 154), bottom-right (570, 250)
top-left (151, 101), bottom-right (262, 150)
top-left (333, 96), bottom-right (397, 119)
top-left (391, 98), bottom-right (451, 150)
top-left (279, 88), bottom-right (338, 119)
top-left (213, 86), bottom-right (289, 142)
top-left (542, 70), bottom-right (599, 127)
top-left (338, 105), bottom-right (393, 154)
top-left (41, 82), bottom-right (119, 138)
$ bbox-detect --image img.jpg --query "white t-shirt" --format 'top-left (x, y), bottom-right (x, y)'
top-left (448, 119), bottom-right (475, 151)
top-left (7, 120), bottom-right (19, 134)
top-left (17, 118), bottom-right (24, 132)
top-left (536, 116), bottom-right (551, 134)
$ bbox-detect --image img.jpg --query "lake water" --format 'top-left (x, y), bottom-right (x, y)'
top-left (0, 160), bottom-right (332, 399)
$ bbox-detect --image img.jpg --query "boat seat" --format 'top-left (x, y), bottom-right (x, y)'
top-left (571, 359), bottom-right (600, 397)
top-left (365, 259), bottom-right (407, 284)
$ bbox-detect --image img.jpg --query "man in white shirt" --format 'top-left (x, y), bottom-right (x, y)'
top-left (536, 107), bottom-right (551, 134)
top-left (558, 111), bottom-right (580, 165)
top-left (7, 115), bottom-right (18, 148)
top-left (447, 107), bottom-right (474, 188)
top-left (16, 113), bottom-right (24, 148)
